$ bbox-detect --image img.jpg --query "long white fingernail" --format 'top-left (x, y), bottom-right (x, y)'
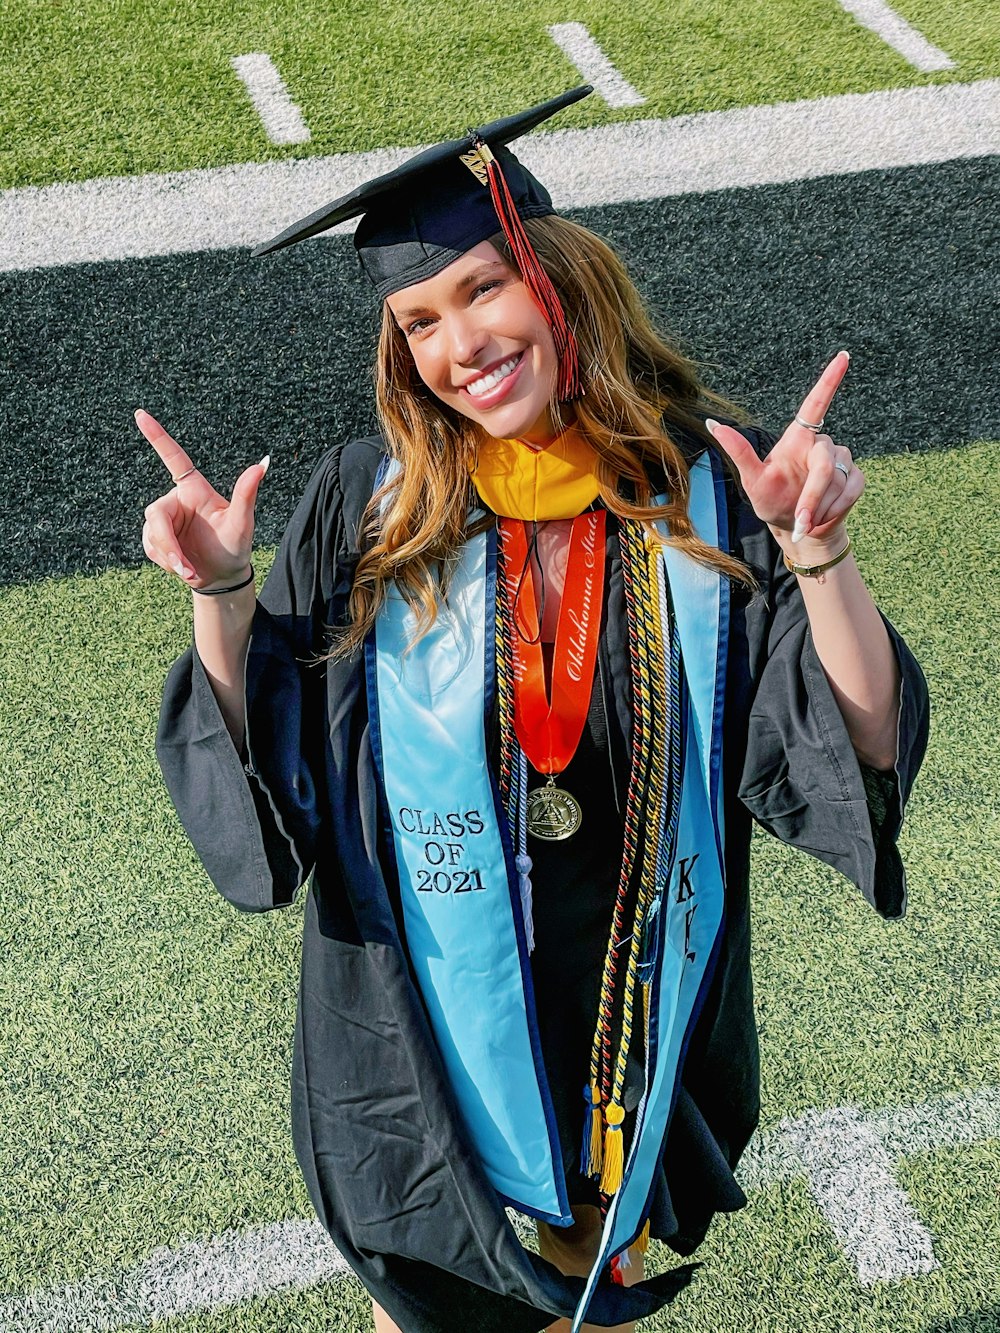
top-left (169, 555), bottom-right (186, 576)
top-left (791, 510), bottom-right (810, 543)
top-left (705, 418), bottom-right (720, 436)
top-left (259, 454), bottom-right (270, 474)
top-left (840, 349), bottom-right (851, 363)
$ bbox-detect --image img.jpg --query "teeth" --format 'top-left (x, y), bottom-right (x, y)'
top-left (466, 355), bottom-right (520, 398)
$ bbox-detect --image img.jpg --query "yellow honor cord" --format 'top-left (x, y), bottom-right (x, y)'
top-left (468, 427), bottom-right (601, 520)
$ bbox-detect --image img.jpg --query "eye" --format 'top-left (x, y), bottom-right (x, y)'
top-left (473, 279), bottom-right (504, 299)
top-left (404, 316), bottom-right (434, 338)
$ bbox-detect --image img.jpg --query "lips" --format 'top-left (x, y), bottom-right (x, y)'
top-left (465, 353), bottom-right (522, 397)
top-left (459, 351), bottom-right (525, 409)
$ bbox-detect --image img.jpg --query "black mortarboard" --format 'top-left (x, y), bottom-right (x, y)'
top-left (252, 87), bottom-right (592, 399)
top-left (252, 86), bottom-right (591, 292)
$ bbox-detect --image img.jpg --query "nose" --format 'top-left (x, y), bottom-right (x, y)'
top-left (446, 310), bottom-right (490, 366)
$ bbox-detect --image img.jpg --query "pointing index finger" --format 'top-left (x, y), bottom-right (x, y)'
top-left (795, 350), bottom-right (850, 431)
top-left (134, 409), bottom-right (197, 483)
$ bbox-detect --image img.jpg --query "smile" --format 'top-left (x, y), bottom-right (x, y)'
top-left (465, 353), bottom-right (523, 398)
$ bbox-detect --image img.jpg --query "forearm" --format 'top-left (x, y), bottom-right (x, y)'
top-left (774, 525), bottom-right (900, 770)
top-left (191, 565), bottom-right (257, 756)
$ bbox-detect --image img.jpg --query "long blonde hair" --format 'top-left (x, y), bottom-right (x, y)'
top-left (335, 214), bottom-right (754, 657)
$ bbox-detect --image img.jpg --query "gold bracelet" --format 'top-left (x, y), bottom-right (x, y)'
top-left (782, 535), bottom-right (852, 578)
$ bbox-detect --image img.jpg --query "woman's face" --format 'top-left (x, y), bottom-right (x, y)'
top-left (385, 240), bottom-right (560, 447)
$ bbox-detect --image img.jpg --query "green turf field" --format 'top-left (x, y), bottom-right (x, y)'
top-left (3, 0), bottom-right (999, 1327)
top-left (2, 0), bottom-right (998, 188)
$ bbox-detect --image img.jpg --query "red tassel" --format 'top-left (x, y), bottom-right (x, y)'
top-left (609, 1253), bottom-right (625, 1286)
top-left (473, 139), bottom-right (582, 402)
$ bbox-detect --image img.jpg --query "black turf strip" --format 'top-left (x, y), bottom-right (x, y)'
top-left (1, 155), bottom-right (997, 585)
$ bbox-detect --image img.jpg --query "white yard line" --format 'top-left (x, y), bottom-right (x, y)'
top-left (2, 77), bottom-right (997, 274)
top-left (547, 24), bottom-right (646, 108)
top-left (784, 1107), bottom-right (939, 1283)
top-left (875, 1083), bottom-right (1000, 1153)
top-left (0, 1218), bottom-right (349, 1333)
top-left (2, 1086), bottom-right (997, 1331)
top-left (836, 1), bottom-right (957, 73)
top-left (230, 53), bottom-right (312, 146)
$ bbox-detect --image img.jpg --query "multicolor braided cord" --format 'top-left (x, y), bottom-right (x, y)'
top-left (495, 516), bottom-right (683, 1250)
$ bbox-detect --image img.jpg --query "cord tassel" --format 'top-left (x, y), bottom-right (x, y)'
top-left (580, 1080), bottom-right (604, 1178)
top-left (473, 138), bottom-right (582, 402)
top-left (516, 855), bottom-right (535, 952)
top-left (515, 751), bottom-right (535, 953)
top-left (599, 1102), bottom-right (625, 1195)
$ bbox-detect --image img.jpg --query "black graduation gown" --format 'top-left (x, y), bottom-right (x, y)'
top-left (155, 427), bottom-right (929, 1332)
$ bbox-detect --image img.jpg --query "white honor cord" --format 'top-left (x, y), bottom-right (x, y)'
top-left (514, 746), bottom-right (535, 953)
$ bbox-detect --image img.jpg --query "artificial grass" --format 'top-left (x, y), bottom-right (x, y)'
top-left (2, 0), bottom-right (999, 190)
top-left (0, 440), bottom-right (997, 1331)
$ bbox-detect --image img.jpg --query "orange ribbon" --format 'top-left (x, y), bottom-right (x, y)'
top-left (499, 510), bottom-right (607, 775)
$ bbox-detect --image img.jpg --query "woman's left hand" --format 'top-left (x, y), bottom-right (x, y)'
top-left (706, 351), bottom-right (865, 550)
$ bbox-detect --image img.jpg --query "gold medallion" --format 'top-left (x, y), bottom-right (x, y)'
top-left (527, 780), bottom-right (583, 841)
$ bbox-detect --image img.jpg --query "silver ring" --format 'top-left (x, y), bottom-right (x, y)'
top-left (795, 414), bottom-right (825, 432)
top-left (834, 461), bottom-right (850, 479)
top-left (172, 466), bottom-right (197, 483)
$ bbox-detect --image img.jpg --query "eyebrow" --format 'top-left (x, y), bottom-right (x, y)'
top-left (393, 261), bottom-right (507, 319)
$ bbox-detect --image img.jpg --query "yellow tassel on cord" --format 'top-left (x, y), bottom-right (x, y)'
top-left (599, 1102), bottom-right (626, 1195)
top-left (633, 1219), bottom-right (650, 1255)
top-left (642, 979), bottom-right (651, 1043)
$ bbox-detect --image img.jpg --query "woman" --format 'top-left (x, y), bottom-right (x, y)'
top-left (141, 88), bottom-right (928, 1333)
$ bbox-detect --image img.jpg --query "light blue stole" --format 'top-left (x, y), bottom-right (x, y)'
top-left (367, 518), bottom-right (569, 1222)
top-left (367, 452), bottom-right (729, 1322)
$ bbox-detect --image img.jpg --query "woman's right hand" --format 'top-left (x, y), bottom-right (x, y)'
top-left (136, 410), bottom-right (269, 590)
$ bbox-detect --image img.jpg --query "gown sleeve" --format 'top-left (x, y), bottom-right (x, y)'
top-left (155, 442), bottom-right (362, 913)
top-left (731, 427), bottom-right (930, 919)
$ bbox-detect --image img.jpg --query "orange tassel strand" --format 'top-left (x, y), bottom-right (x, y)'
top-left (471, 138), bottom-right (582, 402)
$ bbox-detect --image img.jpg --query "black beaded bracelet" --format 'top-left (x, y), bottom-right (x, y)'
top-left (191, 564), bottom-right (255, 596)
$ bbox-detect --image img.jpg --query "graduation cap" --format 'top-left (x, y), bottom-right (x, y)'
top-left (252, 86), bottom-right (593, 400)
